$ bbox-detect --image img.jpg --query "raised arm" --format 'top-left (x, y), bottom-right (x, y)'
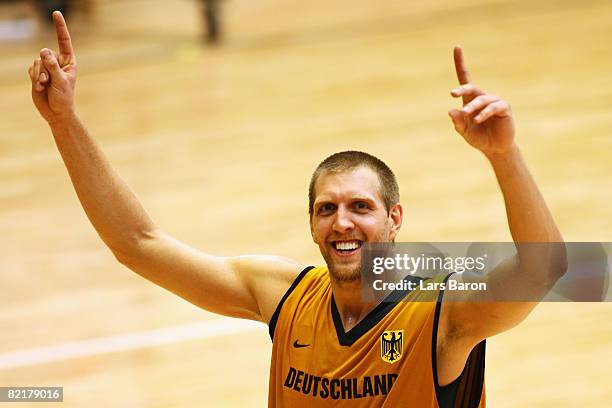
top-left (437, 46), bottom-right (566, 384)
top-left (27, 11), bottom-right (302, 323)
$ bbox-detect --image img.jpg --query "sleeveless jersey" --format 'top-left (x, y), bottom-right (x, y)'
top-left (268, 266), bottom-right (486, 407)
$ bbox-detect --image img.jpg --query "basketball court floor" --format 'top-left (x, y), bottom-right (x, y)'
top-left (1, 0), bottom-right (611, 406)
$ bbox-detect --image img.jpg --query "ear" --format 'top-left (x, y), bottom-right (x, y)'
top-left (388, 203), bottom-right (403, 241)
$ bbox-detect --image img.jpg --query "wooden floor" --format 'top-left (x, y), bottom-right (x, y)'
top-left (1, 0), bottom-right (612, 406)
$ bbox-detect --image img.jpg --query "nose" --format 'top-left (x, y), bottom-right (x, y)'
top-left (332, 206), bottom-right (354, 234)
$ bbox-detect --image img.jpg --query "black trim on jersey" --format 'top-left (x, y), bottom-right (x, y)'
top-left (268, 266), bottom-right (315, 341)
top-left (433, 273), bottom-right (486, 408)
top-left (331, 275), bottom-right (426, 347)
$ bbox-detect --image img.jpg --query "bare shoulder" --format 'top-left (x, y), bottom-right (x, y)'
top-left (226, 255), bottom-right (306, 324)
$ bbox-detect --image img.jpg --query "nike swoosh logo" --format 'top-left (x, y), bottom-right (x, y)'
top-left (293, 340), bottom-right (310, 348)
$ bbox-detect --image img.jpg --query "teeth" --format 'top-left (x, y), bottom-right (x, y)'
top-left (336, 241), bottom-right (360, 251)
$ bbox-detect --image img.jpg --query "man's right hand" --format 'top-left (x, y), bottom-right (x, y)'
top-left (28, 11), bottom-right (77, 124)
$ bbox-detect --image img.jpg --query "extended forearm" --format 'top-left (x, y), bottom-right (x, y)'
top-left (488, 146), bottom-right (566, 284)
top-left (49, 113), bottom-right (157, 256)
top-left (488, 146), bottom-right (562, 243)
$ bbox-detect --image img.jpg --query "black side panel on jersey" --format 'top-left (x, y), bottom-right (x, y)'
top-left (268, 266), bottom-right (315, 340)
top-left (433, 274), bottom-right (486, 408)
top-left (450, 341), bottom-right (486, 407)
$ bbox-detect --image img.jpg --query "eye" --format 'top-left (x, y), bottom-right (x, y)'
top-left (318, 203), bottom-right (336, 214)
top-left (353, 201), bottom-right (370, 211)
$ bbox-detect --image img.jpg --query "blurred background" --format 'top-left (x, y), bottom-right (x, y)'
top-left (1, 0), bottom-right (612, 406)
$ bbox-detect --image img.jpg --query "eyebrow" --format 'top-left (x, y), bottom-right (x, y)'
top-left (313, 195), bottom-right (377, 208)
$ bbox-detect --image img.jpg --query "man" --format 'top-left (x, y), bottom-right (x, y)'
top-left (28, 11), bottom-right (565, 407)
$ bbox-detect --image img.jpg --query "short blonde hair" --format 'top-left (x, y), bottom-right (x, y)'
top-left (308, 151), bottom-right (399, 217)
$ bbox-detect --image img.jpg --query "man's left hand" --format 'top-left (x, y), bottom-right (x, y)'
top-left (448, 46), bottom-right (516, 157)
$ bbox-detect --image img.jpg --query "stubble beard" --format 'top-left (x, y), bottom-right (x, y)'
top-left (324, 224), bottom-right (392, 284)
top-left (326, 257), bottom-right (362, 283)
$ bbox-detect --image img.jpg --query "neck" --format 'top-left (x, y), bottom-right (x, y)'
top-left (330, 277), bottom-right (378, 332)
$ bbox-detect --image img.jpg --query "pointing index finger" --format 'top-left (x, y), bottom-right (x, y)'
top-left (52, 11), bottom-right (74, 58)
top-left (453, 45), bottom-right (470, 85)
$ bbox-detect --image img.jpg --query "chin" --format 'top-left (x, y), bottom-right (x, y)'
top-left (328, 263), bottom-right (362, 283)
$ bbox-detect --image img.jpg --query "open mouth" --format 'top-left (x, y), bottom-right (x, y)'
top-left (331, 240), bottom-right (363, 256)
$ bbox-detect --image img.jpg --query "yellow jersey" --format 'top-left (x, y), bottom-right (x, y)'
top-left (268, 266), bottom-right (485, 407)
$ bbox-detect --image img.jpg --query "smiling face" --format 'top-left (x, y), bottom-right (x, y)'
top-left (310, 166), bottom-right (403, 283)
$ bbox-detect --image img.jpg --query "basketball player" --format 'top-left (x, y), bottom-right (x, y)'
top-left (28, 11), bottom-right (566, 407)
